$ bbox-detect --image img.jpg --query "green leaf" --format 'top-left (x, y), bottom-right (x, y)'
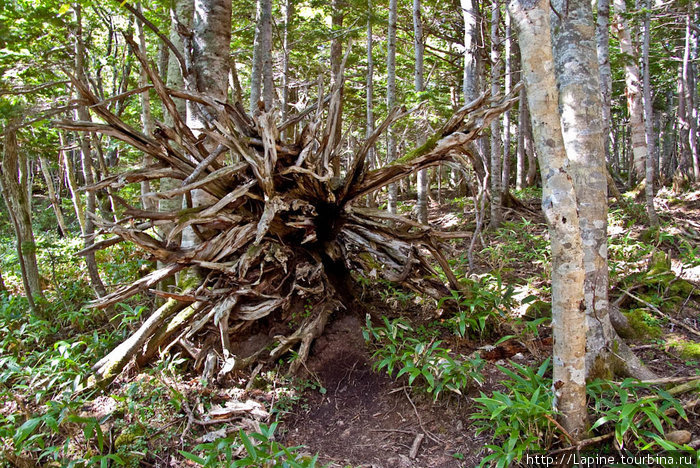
top-left (14, 417), bottom-right (42, 446)
top-left (178, 450), bottom-right (207, 464)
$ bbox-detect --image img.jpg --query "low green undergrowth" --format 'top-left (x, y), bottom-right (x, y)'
top-left (180, 422), bottom-right (327, 468)
top-left (471, 360), bottom-right (695, 468)
top-left (363, 315), bottom-right (485, 399)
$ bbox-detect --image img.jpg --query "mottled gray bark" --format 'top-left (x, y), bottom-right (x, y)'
top-left (641, 0), bottom-right (659, 226)
top-left (501, 10), bottom-right (512, 191)
top-left (160, 0), bottom-right (192, 250)
top-left (183, 0), bottom-right (231, 248)
top-left (516, 89), bottom-right (526, 190)
top-left (59, 131), bottom-right (86, 234)
top-left (489, 2), bottom-right (502, 229)
top-left (414, 0), bottom-right (428, 224)
top-left (387, 0), bottom-right (398, 214)
top-left (282, 0), bottom-right (294, 122)
top-left (250, 0), bottom-right (272, 113)
top-left (366, 1), bottom-right (376, 207)
top-left (0, 127), bottom-right (45, 310)
top-left (330, 0), bottom-right (345, 177)
top-left (596, 0), bottom-right (612, 162)
top-left (74, 4), bottom-right (106, 298)
top-left (137, 2), bottom-right (155, 212)
top-left (612, 0), bottom-right (647, 181)
top-left (551, 0), bottom-right (654, 381)
top-left (509, 0), bottom-right (587, 438)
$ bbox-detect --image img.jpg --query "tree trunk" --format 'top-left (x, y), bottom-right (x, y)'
top-left (74, 4), bottom-right (107, 298)
top-left (551, 0), bottom-right (654, 381)
top-left (387, 0), bottom-right (398, 214)
top-left (250, 0), bottom-right (272, 113)
top-left (641, 0), bottom-right (659, 226)
top-left (137, 1), bottom-right (155, 212)
top-left (685, 8), bottom-right (699, 181)
top-left (509, 0), bottom-right (587, 439)
top-left (596, 0), bottom-right (612, 162)
top-left (366, 0), bottom-right (376, 207)
top-left (516, 88), bottom-right (525, 190)
top-left (0, 126), bottom-right (45, 311)
top-left (38, 155), bottom-right (69, 237)
top-left (330, 0), bottom-right (345, 177)
top-left (523, 96), bottom-right (537, 187)
top-left (489, 1), bottom-right (502, 229)
top-left (501, 9), bottom-right (512, 191)
top-left (182, 0), bottom-right (231, 250)
top-left (612, 0), bottom-right (647, 181)
top-left (60, 131), bottom-right (86, 234)
top-left (282, 0), bottom-right (294, 122)
top-left (414, 0), bottom-right (428, 224)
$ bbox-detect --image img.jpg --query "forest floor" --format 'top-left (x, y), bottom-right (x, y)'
top-left (276, 190), bottom-right (700, 467)
top-left (2, 189), bottom-right (700, 467)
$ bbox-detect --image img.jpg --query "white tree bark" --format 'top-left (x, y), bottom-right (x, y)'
top-left (501, 9), bottom-right (512, 190)
top-left (137, 1), bottom-right (155, 212)
top-left (250, 0), bottom-right (272, 113)
top-left (612, 0), bottom-right (647, 181)
top-left (641, 0), bottom-right (659, 226)
top-left (414, 0), bottom-right (428, 224)
top-left (74, 3), bottom-right (106, 298)
top-left (489, 1), bottom-right (502, 229)
top-left (596, 0), bottom-right (612, 162)
top-left (551, 0), bottom-right (654, 381)
top-left (509, 0), bottom-right (587, 438)
top-left (386, 0), bottom-right (398, 214)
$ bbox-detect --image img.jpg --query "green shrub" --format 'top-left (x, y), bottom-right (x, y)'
top-left (363, 315), bottom-right (484, 399)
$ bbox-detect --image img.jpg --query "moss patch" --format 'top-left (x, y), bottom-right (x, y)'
top-left (669, 338), bottom-right (700, 360)
top-left (622, 309), bottom-right (663, 340)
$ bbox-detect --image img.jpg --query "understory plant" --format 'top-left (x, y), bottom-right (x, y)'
top-left (180, 422), bottom-right (327, 467)
top-left (472, 360), bottom-right (696, 468)
top-left (363, 315), bottom-right (484, 399)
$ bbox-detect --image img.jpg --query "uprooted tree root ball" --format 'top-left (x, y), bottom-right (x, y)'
top-left (55, 35), bottom-right (522, 386)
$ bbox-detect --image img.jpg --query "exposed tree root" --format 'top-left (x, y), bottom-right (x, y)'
top-left (57, 33), bottom-right (522, 385)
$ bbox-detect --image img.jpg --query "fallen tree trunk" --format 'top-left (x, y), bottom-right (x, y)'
top-left (56, 32), bottom-right (522, 385)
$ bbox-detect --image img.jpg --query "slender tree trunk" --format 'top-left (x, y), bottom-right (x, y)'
top-left (686, 8), bottom-right (699, 181)
top-left (386, 0), bottom-right (398, 214)
top-left (641, 0), bottom-right (659, 226)
top-left (501, 9), bottom-right (512, 191)
top-left (612, 0), bottom-right (647, 181)
top-left (182, 0), bottom-right (231, 250)
top-left (282, 0), bottom-right (294, 122)
top-left (523, 96), bottom-right (537, 187)
top-left (489, 2), bottom-right (502, 229)
top-left (551, 0), bottom-right (654, 381)
top-left (60, 131), bottom-right (86, 234)
top-left (250, 0), bottom-right (272, 113)
top-left (366, 0), bottom-right (377, 207)
top-left (0, 127), bottom-right (45, 310)
top-left (678, 32), bottom-right (692, 182)
top-left (516, 89), bottom-right (526, 190)
top-left (596, 0), bottom-right (612, 162)
top-left (137, 2), bottom-right (155, 212)
top-left (38, 155), bottom-right (69, 236)
top-left (509, 0), bottom-right (587, 438)
top-left (414, 0), bottom-right (428, 224)
top-left (74, 4), bottom-right (107, 298)
top-left (330, 0), bottom-right (345, 177)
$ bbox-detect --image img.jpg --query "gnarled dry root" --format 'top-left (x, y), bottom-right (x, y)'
top-left (57, 33), bottom-right (522, 386)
